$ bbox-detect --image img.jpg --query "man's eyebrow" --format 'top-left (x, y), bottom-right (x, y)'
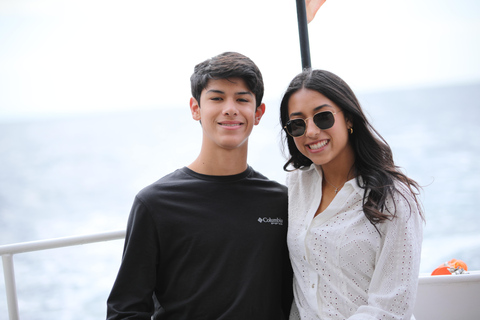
top-left (205, 90), bottom-right (253, 96)
top-left (236, 91), bottom-right (253, 96)
top-left (289, 104), bottom-right (330, 117)
top-left (206, 89), bottom-right (225, 94)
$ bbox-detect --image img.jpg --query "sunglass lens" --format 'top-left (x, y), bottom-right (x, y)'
top-left (314, 112), bottom-right (335, 129)
top-left (287, 120), bottom-right (306, 137)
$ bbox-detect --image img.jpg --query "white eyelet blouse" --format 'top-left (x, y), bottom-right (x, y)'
top-left (287, 164), bottom-right (423, 320)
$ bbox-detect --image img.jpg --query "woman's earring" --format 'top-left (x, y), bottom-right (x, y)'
top-left (349, 127), bottom-right (353, 134)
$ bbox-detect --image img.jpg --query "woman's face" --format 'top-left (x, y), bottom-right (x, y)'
top-left (287, 88), bottom-right (354, 168)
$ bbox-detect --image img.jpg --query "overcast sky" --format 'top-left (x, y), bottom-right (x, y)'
top-left (1, 0), bottom-right (479, 120)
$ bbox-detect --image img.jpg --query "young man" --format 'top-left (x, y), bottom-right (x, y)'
top-left (106, 52), bottom-right (292, 319)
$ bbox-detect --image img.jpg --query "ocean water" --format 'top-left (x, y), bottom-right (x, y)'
top-left (1, 82), bottom-right (480, 319)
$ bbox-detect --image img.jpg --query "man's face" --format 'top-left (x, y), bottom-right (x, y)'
top-left (190, 77), bottom-right (265, 152)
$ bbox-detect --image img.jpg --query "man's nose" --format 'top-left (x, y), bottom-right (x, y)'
top-left (223, 100), bottom-right (238, 116)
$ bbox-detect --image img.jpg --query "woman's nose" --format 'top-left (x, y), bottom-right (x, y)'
top-left (305, 118), bottom-right (320, 137)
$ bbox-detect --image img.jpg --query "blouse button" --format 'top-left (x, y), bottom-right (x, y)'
top-left (312, 284), bottom-right (315, 288)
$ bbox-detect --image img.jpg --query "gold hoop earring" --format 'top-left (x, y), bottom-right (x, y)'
top-left (349, 127), bottom-right (353, 134)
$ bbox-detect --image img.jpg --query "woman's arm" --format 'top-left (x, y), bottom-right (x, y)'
top-left (348, 189), bottom-right (423, 320)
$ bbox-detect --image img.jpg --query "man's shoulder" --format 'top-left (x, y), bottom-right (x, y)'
top-left (248, 168), bottom-right (287, 193)
top-left (136, 168), bottom-right (189, 199)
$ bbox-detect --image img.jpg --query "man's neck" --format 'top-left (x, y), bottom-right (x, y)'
top-left (188, 148), bottom-right (249, 176)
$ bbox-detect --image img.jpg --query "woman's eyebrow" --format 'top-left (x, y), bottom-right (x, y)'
top-left (289, 104), bottom-right (330, 117)
top-left (289, 111), bottom-right (304, 117)
top-left (313, 104), bottom-right (331, 112)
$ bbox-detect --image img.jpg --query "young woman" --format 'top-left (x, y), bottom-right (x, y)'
top-left (280, 69), bottom-right (424, 320)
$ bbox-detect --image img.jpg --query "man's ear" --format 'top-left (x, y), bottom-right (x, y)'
top-left (254, 103), bottom-right (266, 125)
top-left (190, 97), bottom-right (201, 121)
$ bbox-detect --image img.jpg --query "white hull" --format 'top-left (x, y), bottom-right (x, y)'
top-left (415, 271), bottom-right (480, 320)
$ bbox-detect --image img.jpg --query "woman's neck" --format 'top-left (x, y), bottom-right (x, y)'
top-left (320, 147), bottom-right (356, 187)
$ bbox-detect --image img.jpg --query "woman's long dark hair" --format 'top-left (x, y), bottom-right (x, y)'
top-left (280, 69), bottom-right (424, 226)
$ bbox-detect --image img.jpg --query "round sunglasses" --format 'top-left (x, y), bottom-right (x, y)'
top-left (284, 110), bottom-right (338, 137)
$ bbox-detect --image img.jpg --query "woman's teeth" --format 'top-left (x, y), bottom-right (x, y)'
top-left (308, 140), bottom-right (328, 150)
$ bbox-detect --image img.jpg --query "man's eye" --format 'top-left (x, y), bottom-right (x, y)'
top-left (211, 97), bottom-right (222, 101)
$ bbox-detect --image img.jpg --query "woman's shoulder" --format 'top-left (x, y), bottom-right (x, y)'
top-left (392, 180), bottom-right (418, 202)
top-left (286, 163), bottom-right (319, 186)
top-left (386, 181), bottom-right (423, 220)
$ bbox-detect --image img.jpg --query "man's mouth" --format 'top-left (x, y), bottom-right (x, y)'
top-left (220, 123), bottom-right (242, 126)
top-left (219, 121), bottom-right (243, 127)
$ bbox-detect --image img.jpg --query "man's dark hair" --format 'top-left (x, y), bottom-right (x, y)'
top-left (190, 52), bottom-right (264, 108)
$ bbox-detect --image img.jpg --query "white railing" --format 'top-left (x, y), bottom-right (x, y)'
top-left (2, 231), bottom-right (480, 320)
top-left (0, 230), bottom-right (126, 320)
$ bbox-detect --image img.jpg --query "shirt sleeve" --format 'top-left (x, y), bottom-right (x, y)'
top-left (106, 196), bottom-right (160, 320)
top-left (348, 190), bottom-right (423, 320)
top-left (281, 242), bottom-right (294, 317)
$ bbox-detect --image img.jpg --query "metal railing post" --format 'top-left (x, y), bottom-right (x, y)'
top-left (2, 254), bottom-right (20, 320)
top-left (0, 229), bottom-right (126, 319)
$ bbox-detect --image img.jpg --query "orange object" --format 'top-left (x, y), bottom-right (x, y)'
top-left (431, 259), bottom-right (468, 275)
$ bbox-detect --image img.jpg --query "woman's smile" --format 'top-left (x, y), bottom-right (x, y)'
top-left (307, 139), bottom-right (329, 151)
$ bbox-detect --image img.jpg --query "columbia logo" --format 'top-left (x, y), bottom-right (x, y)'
top-left (257, 217), bottom-right (284, 225)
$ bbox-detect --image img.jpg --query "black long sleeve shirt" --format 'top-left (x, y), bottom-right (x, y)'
top-left (107, 166), bottom-right (292, 319)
